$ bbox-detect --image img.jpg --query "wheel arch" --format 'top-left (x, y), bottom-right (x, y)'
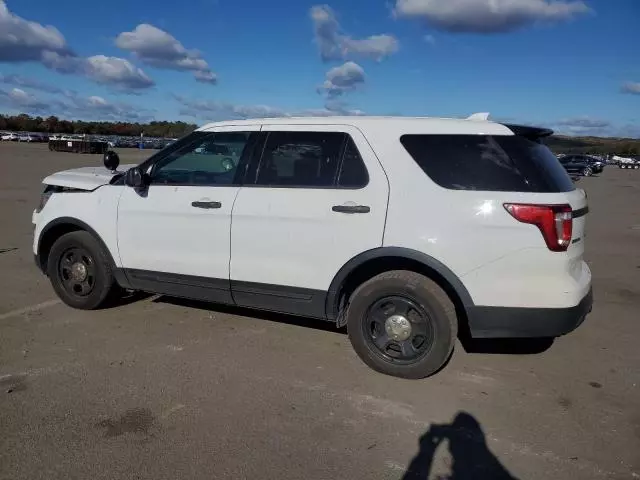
top-left (36, 217), bottom-right (129, 287)
top-left (326, 247), bottom-right (475, 329)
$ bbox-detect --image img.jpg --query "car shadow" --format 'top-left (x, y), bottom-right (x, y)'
top-left (458, 336), bottom-right (554, 355)
top-left (150, 295), bottom-right (553, 353)
top-left (402, 411), bottom-right (519, 479)
top-left (152, 296), bottom-right (343, 334)
top-left (107, 290), bottom-right (154, 308)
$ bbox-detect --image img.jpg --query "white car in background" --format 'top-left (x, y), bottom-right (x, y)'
top-left (32, 115), bottom-right (593, 379)
top-left (18, 133), bottom-right (34, 142)
top-left (1, 132), bottom-right (18, 141)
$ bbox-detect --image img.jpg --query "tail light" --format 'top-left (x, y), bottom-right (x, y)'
top-left (504, 203), bottom-right (572, 252)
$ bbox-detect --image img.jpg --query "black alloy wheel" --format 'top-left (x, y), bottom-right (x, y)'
top-left (57, 246), bottom-right (96, 297)
top-left (346, 270), bottom-right (457, 379)
top-left (47, 231), bottom-right (118, 310)
top-left (364, 296), bottom-right (435, 364)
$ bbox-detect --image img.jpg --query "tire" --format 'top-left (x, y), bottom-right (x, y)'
top-left (635, 165), bottom-right (639, 170)
top-left (46, 231), bottom-right (117, 310)
top-left (346, 270), bottom-right (457, 379)
top-left (582, 167), bottom-right (592, 176)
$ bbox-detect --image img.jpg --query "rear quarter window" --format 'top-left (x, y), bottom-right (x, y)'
top-left (400, 134), bottom-right (575, 193)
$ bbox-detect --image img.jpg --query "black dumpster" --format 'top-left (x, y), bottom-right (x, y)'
top-left (49, 140), bottom-right (109, 154)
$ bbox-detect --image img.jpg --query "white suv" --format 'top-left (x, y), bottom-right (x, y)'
top-left (32, 116), bottom-right (592, 378)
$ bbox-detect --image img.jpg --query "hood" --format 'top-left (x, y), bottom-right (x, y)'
top-left (42, 164), bottom-right (137, 191)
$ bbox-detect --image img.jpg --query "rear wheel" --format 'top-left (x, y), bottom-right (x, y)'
top-left (47, 231), bottom-right (118, 309)
top-left (346, 271), bottom-right (457, 379)
top-left (582, 167), bottom-right (593, 176)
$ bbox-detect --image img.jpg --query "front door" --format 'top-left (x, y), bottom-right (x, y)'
top-left (117, 125), bottom-right (260, 303)
top-left (230, 125), bottom-right (389, 318)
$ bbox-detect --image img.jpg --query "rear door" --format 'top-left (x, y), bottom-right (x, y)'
top-left (229, 124), bottom-right (389, 318)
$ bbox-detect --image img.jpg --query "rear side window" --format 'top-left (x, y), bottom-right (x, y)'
top-left (338, 137), bottom-right (368, 188)
top-left (255, 132), bottom-right (368, 188)
top-left (400, 134), bottom-right (575, 193)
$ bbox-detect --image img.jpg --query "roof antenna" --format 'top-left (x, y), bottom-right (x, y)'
top-left (467, 112), bottom-right (491, 121)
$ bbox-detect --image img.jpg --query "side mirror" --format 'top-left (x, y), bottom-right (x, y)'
top-left (125, 167), bottom-right (145, 188)
top-left (103, 150), bottom-right (120, 172)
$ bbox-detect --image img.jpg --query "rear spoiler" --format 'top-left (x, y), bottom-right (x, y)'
top-left (465, 113), bottom-right (554, 140)
top-left (503, 123), bottom-right (554, 140)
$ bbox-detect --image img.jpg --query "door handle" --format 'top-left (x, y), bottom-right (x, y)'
top-left (332, 204), bottom-right (370, 214)
top-left (191, 201), bottom-right (222, 209)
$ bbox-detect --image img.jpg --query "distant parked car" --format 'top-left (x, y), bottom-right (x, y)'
top-left (1, 132), bottom-right (18, 141)
top-left (18, 133), bottom-right (34, 142)
top-left (581, 155), bottom-right (605, 174)
top-left (558, 155), bottom-right (601, 176)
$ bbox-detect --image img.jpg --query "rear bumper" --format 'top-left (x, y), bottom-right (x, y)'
top-left (468, 288), bottom-right (593, 338)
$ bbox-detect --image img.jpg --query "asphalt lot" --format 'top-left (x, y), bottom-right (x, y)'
top-left (1, 142), bottom-right (639, 480)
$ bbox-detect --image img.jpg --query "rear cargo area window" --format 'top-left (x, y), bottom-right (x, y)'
top-left (400, 134), bottom-right (575, 193)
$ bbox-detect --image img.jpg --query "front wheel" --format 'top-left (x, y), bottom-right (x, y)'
top-left (582, 167), bottom-right (593, 176)
top-left (47, 231), bottom-right (118, 309)
top-left (346, 271), bottom-right (457, 379)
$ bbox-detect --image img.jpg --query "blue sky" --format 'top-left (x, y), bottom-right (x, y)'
top-left (1, 0), bottom-right (639, 137)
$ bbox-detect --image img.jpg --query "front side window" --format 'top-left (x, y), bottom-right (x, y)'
top-left (151, 131), bottom-right (252, 186)
top-left (255, 131), bottom-right (346, 187)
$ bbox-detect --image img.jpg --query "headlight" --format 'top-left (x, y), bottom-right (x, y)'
top-left (37, 191), bottom-right (53, 213)
top-left (36, 186), bottom-right (58, 213)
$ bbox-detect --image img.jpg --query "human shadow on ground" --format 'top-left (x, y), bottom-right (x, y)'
top-left (402, 412), bottom-right (518, 480)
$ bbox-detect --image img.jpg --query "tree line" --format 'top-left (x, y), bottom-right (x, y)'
top-left (0, 114), bottom-right (197, 138)
top-left (545, 135), bottom-right (639, 156)
top-left (1, 112), bottom-right (639, 154)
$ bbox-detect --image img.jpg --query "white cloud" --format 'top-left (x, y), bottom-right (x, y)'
top-left (0, 2), bottom-right (154, 90)
top-left (311, 5), bottom-right (399, 61)
top-left (0, 0), bottom-right (69, 61)
top-left (0, 86), bottom-right (52, 112)
top-left (67, 94), bottom-right (152, 121)
top-left (175, 96), bottom-right (287, 120)
top-left (0, 72), bottom-right (66, 94)
top-left (317, 61), bottom-right (365, 98)
top-left (621, 82), bottom-right (640, 95)
top-left (84, 55), bottom-right (155, 89)
top-left (55, 92), bottom-right (153, 121)
top-left (393, 0), bottom-right (591, 33)
top-left (116, 24), bottom-right (217, 84)
top-left (174, 95), bottom-right (364, 121)
top-left (0, 84), bottom-right (152, 121)
top-left (41, 52), bottom-right (155, 90)
top-left (2, 87), bottom-right (47, 108)
top-left (557, 117), bottom-right (610, 128)
top-left (193, 70), bottom-right (217, 84)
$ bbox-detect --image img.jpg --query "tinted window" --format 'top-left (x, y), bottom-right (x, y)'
top-left (400, 134), bottom-right (575, 193)
top-left (152, 131), bottom-right (251, 186)
top-left (256, 131), bottom-right (345, 187)
top-left (338, 137), bottom-right (368, 188)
